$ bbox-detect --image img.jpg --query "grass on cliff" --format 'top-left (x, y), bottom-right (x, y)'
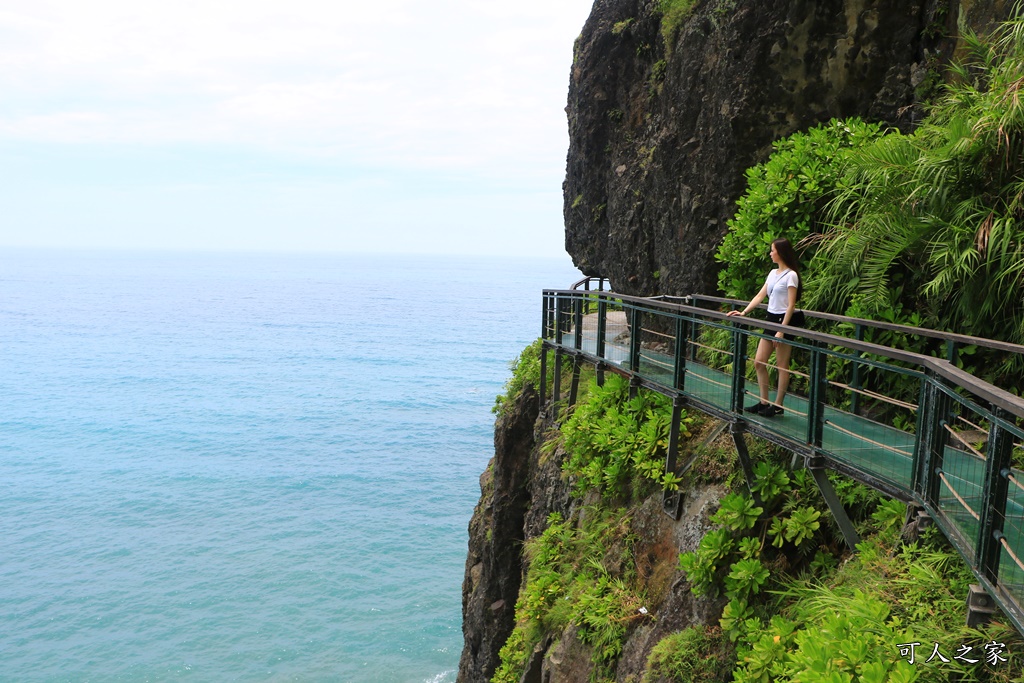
top-left (727, 524), bottom-right (1024, 682)
top-left (650, 518), bottom-right (1024, 682)
top-left (657, 0), bottom-right (696, 54)
top-left (492, 339), bottom-right (574, 418)
top-left (492, 507), bottom-right (646, 683)
top-left (665, 459), bottom-right (1024, 683)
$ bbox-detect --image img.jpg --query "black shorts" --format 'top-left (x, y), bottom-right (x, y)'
top-left (765, 310), bottom-right (805, 341)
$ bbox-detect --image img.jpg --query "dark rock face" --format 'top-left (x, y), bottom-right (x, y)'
top-left (562, 0), bottom-right (988, 297)
top-left (456, 384), bottom-right (727, 682)
top-left (457, 387), bottom-right (577, 683)
top-left (457, 387), bottom-right (539, 682)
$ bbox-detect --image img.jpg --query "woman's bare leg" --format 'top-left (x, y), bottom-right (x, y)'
top-left (753, 338), bottom-right (774, 403)
top-left (774, 341), bottom-right (793, 406)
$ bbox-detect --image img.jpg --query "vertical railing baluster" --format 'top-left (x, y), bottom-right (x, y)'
top-left (910, 375), bottom-right (931, 492)
top-left (541, 293), bottom-right (549, 340)
top-left (573, 296), bottom-right (584, 351)
top-left (552, 296), bottom-right (564, 405)
top-left (730, 325), bottom-right (747, 414)
top-left (688, 312), bottom-right (698, 362)
top-left (978, 409), bottom-right (1014, 584)
top-left (674, 314), bottom-right (688, 393)
top-left (806, 342), bottom-right (827, 448)
top-left (554, 296), bottom-right (564, 346)
top-left (596, 296), bottom-right (607, 387)
top-left (920, 378), bottom-right (952, 509)
top-left (629, 306), bottom-right (642, 374)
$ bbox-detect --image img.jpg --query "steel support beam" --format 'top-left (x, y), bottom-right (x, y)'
top-left (807, 455), bottom-right (861, 551)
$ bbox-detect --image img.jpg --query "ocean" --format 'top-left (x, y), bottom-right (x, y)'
top-left (0, 250), bottom-right (581, 682)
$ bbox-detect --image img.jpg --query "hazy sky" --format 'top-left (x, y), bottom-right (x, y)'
top-left (0, 0), bottom-right (595, 256)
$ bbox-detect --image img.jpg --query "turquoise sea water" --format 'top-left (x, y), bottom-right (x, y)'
top-left (0, 250), bottom-right (580, 682)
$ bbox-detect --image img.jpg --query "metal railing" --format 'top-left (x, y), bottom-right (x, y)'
top-left (541, 286), bottom-right (1024, 634)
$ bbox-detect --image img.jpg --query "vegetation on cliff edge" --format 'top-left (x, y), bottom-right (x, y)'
top-left (717, 13), bottom-right (1024, 384)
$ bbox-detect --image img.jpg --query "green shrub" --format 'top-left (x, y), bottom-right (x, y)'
top-left (493, 339), bottom-right (570, 417)
top-left (643, 626), bottom-right (733, 682)
top-left (561, 374), bottom-right (693, 499)
top-left (715, 118), bottom-right (885, 303)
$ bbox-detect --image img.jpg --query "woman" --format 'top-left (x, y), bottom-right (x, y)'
top-left (726, 237), bottom-right (805, 417)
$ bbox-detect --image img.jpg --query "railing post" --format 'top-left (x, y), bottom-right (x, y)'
top-left (554, 296), bottom-right (565, 346)
top-left (910, 374), bottom-right (930, 492)
top-left (946, 339), bottom-right (959, 366)
top-left (688, 312), bottom-right (698, 362)
top-left (730, 324), bottom-right (748, 414)
top-left (977, 409), bottom-right (1014, 584)
top-left (552, 296), bottom-right (565, 406)
top-left (542, 293), bottom-right (550, 340)
top-left (573, 296), bottom-right (584, 351)
top-left (629, 306), bottom-right (642, 374)
top-left (596, 297), bottom-right (607, 360)
top-left (674, 315), bottom-right (688, 393)
top-left (806, 342), bottom-right (827, 448)
top-left (918, 378), bottom-right (952, 508)
top-left (850, 323), bottom-right (865, 415)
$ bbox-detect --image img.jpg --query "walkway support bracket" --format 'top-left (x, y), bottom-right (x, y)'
top-left (539, 343), bottom-right (548, 406)
top-left (662, 396), bottom-right (687, 520)
top-left (552, 348), bottom-right (562, 406)
top-left (568, 357), bottom-right (582, 409)
top-left (806, 454), bottom-right (861, 551)
top-left (731, 422), bottom-right (760, 505)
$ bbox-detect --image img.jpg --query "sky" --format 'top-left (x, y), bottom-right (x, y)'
top-left (0, 0), bottom-right (595, 256)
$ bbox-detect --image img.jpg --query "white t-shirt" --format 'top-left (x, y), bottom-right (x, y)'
top-left (765, 268), bottom-right (799, 314)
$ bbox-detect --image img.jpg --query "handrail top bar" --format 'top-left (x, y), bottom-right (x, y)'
top-left (677, 293), bottom-right (1024, 356)
top-left (543, 288), bottom-right (1024, 420)
top-left (570, 276), bottom-right (611, 291)
top-left (545, 287), bottom-right (933, 365)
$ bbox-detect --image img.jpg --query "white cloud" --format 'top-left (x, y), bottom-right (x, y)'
top-left (0, 0), bottom-right (592, 173)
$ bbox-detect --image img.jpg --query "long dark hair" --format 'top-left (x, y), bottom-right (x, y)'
top-left (772, 237), bottom-right (802, 302)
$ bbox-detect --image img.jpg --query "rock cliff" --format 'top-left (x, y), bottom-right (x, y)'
top-left (563, 0), bottom-right (1010, 297)
top-left (456, 388), bottom-right (727, 683)
top-left (458, 1), bottom-right (1018, 681)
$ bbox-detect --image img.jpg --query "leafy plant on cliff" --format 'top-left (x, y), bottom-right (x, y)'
top-left (731, 512), bottom-right (1024, 683)
top-left (493, 339), bottom-right (570, 417)
top-left (716, 14), bottom-right (1024, 387)
top-left (809, 15), bottom-right (1024, 361)
top-left (561, 374), bottom-right (693, 499)
top-left (715, 117), bottom-right (885, 303)
top-left (678, 452), bottom-right (882, 648)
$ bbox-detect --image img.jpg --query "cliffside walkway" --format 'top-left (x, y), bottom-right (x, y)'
top-left (540, 278), bottom-right (1024, 633)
